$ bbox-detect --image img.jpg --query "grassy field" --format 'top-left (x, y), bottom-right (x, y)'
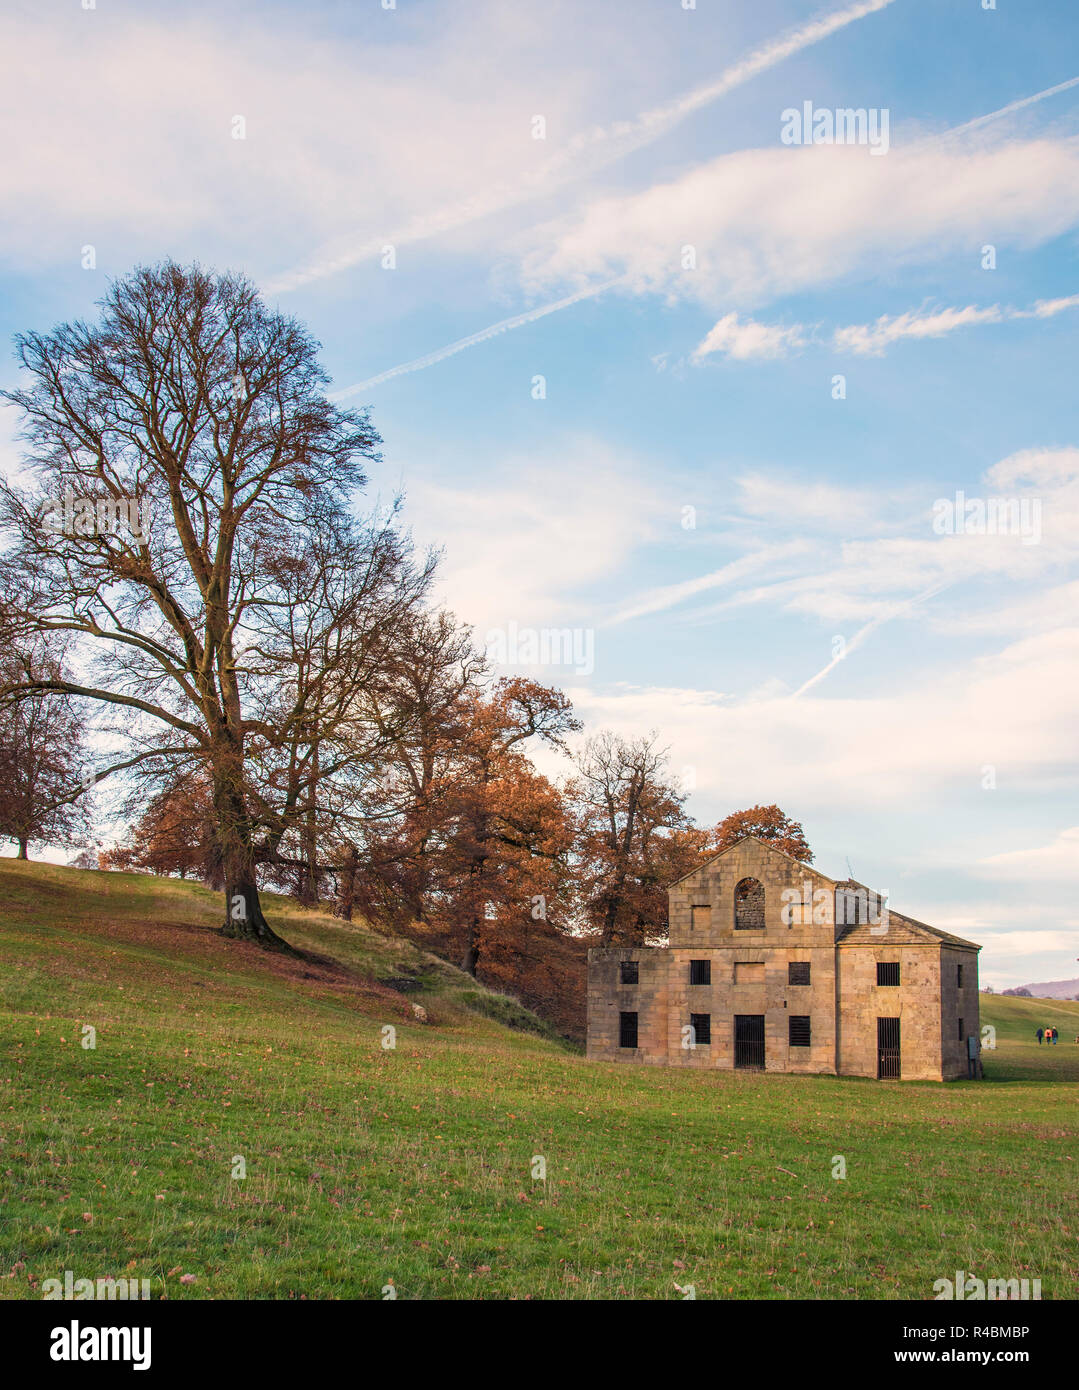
top-left (0, 859), bottom-right (1076, 1301)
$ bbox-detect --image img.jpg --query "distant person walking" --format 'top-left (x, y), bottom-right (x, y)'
top-left (1051, 1027), bottom-right (1059, 1045)
top-left (1036, 1028), bottom-right (1044, 1045)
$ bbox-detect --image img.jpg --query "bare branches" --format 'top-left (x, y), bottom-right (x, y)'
top-left (0, 261), bottom-right (383, 947)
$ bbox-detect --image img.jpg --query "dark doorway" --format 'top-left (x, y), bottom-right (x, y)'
top-left (877, 1017), bottom-right (901, 1078)
top-left (734, 1014), bottom-right (765, 1070)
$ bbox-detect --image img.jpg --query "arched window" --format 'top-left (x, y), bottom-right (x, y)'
top-left (734, 877), bottom-right (765, 931)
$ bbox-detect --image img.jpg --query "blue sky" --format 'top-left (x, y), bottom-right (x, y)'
top-left (2, 0), bottom-right (1078, 987)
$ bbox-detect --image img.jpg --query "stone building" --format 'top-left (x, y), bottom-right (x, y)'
top-left (587, 836), bottom-right (981, 1081)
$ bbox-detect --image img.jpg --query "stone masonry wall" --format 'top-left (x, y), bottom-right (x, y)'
top-left (939, 946), bottom-right (981, 1080)
top-left (586, 946), bottom-right (670, 1063)
top-left (836, 945), bottom-right (943, 1080)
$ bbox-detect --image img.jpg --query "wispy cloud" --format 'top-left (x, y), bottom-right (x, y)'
top-left (399, 443), bottom-right (666, 637)
top-left (834, 293), bottom-right (1079, 355)
top-left (568, 625), bottom-right (1079, 807)
top-left (269, 0), bottom-right (897, 293)
top-left (524, 133), bottom-right (1079, 310)
top-left (833, 304), bottom-right (1005, 355)
top-left (690, 293), bottom-right (1079, 365)
top-left (1028, 292), bottom-right (1079, 318)
top-left (607, 543), bottom-right (812, 627)
top-left (977, 827), bottom-right (1079, 882)
top-left (605, 448), bottom-right (1079, 647)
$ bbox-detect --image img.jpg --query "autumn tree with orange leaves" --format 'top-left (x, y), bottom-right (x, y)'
top-left (102, 769), bottom-right (223, 886)
top-left (438, 678), bottom-right (579, 977)
top-left (705, 803), bottom-right (813, 863)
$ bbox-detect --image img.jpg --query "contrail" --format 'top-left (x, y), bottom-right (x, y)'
top-left (606, 544), bottom-right (810, 627)
top-left (268, 0), bottom-right (897, 295)
top-left (790, 581), bottom-right (951, 699)
top-left (620, 0), bottom-right (896, 142)
top-left (946, 74), bottom-right (1079, 138)
top-left (329, 279), bottom-right (623, 401)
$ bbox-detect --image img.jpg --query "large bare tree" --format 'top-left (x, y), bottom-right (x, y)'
top-left (570, 730), bottom-right (700, 945)
top-left (0, 262), bottom-right (380, 949)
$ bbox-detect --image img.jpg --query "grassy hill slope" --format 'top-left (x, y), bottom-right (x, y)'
top-left (1, 861), bottom-right (1075, 1300)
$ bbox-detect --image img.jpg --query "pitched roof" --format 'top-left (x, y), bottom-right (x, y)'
top-left (666, 834), bottom-right (830, 889)
top-left (836, 906), bottom-right (981, 951)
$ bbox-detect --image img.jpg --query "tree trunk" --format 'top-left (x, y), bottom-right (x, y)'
top-left (220, 868), bottom-right (290, 950)
top-left (460, 829), bottom-right (487, 977)
top-left (16, 837), bottom-right (28, 860)
top-left (297, 746), bottom-right (320, 906)
top-left (601, 879), bottom-right (626, 945)
top-left (461, 930), bottom-right (480, 977)
top-left (406, 841), bottom-right (431, 924)
top-left (211, 749), bottom-right (292, 952)
top-left (406, 813), bottom-right (433, 923)
top-left (335, 843), bottom-right (359, 922)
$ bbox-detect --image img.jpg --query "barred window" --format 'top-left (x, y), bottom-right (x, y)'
top-left (789, 1016), bottom-right (811, 1047)
top-left (689, 959), bottom-right (711, 985)
top-left (957, 963), bottom-right (963, 988)
top-left (619, 1012), bottom-right (638, 1048)
top-left (958, 1017), bottom-right (964, 1042)
top-left (620, 960), bottom-right (639, 985)
top-left (690, 1013), bottom-right (711, 1046)
top-left (877, 962), bottom-right (900, 987)
top-left (788, 961), bottom-right (811, 986)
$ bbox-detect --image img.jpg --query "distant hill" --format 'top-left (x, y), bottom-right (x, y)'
top-left (1016, 977), bottom-right (1079, 1000)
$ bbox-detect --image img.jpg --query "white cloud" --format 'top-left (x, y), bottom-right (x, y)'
top-left (399, 443), bottom-right (667, 637)
top-left (609, 448), bottom-right (1079, 639)
top-left (833, 304), bottom-right (1005, 355)
top-left (522, 137), bottom-right (1079, 310)
top-left (790, 579), bottom-right (953, 697)
top-left (833, 295), bottom-right (1079, 355)
top-left (977, 828), bottom-right (1079, 883)
top-left (931, 580), bottom-right (1079, 638)
top-left (0, 0), bottom-right (895, 283)
top-left (569, 624), bottom-right (1079, 810)
top-left (946, 74), bottom-right (1079, 138)
top-left (735, 475), bottom-right (883, 527)
top-left (1028, 293), bottom-right (1079, 319)
top-left (691, 312), bottom-right (806, 361)
top-left (986, 444), bottom-right (1079, 491)
top-left (0, 5), bottom-right (601, 274)
top-left (687, 293), bottom-right (1079, 368)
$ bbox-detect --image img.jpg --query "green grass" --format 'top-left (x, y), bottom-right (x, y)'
top-left (0, 860), bottom-right (1076, 1300)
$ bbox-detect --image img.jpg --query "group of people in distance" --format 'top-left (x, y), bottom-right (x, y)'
top-left (1035, 1026), bottom-right (1064, 1044)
